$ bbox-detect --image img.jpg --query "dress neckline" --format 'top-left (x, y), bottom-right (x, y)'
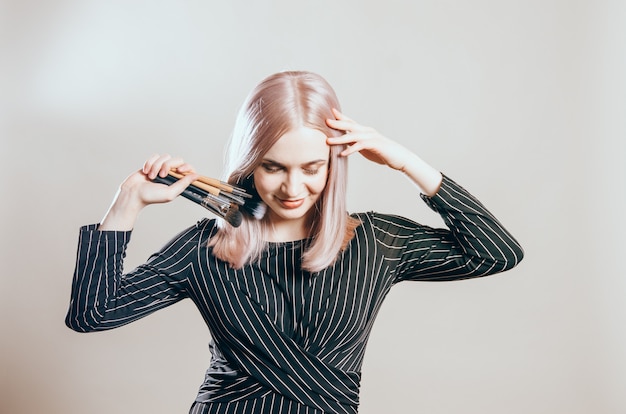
top-left (265, 238), bottom-right (311, 250)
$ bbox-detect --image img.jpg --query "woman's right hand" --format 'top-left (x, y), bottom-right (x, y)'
top-left (99, 154), bottom-right (199, 230)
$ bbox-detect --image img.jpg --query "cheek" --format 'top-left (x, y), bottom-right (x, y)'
top-left (307, 171), bottom-right (329, 194)
top-left (253, 172), bottom-right (281, 194)
top-left (252, 171), bottom-right (267, 193)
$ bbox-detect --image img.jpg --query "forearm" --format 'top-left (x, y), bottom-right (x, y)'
top-left (325, 110), bottom-right (443, 196)
top-left (99, 187), bottom-right (144, 231)
top-left (387, 175), bottom-right (524, 283)
top-left (65, 223), bottom-right (195, 332)
top-left (399, 152), bottom-right (443, 197)
top-left (421, 175), bottom-right (524, 274)
top-left (65, 225), bottom-right (131, 331)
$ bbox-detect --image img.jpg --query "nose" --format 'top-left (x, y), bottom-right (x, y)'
top-left (281, 170), bottom-right (303, 197)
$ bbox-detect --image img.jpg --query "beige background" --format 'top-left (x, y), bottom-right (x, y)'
top-left (2, 1), bottom-right (625, 413)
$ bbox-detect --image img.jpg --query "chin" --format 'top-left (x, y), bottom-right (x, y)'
top-left (275, 208), bottom-right (310, 221)
top-left (269, 203), bottom-right (316, 221)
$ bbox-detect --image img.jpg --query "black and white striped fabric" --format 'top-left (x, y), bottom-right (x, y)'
top-left (66, 175), bottom-right (523, 413)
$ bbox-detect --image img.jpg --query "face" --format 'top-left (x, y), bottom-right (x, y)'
top-left (253, 127), bottom-right (330, 234)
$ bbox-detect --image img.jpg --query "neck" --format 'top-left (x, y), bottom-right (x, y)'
top-left (265, 214), bottom-right (314, 243)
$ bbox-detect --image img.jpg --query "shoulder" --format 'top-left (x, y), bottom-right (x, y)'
top-left (193, 217), bottom-right (219, 243)
top-left (349, 211), bottom-right (431, 247)
top-left (346, 211), bottom-right (441, 259)
top-left (159, 218), bottom-right (219, 250)
top-left (350, 211), bottom-right (423, 231)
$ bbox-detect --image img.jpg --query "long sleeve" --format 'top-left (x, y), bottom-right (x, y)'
top-left (63, 175), bottom-right (524, 413)
top-left (65, 223), bottom-right (199, 332)
top-left (368, 174), bottom-right (524, 283)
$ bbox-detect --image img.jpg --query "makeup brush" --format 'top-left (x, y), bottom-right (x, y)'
top-left (172, 171), bottom-right (249, 198)
top-left (168, 171), bottom-right (248, 206)
top-left (152, 175), bottom-right (243, 227)
top-left (239, 192), bottom-right (266, 220)
top-left (172, 171), bottom-right (266, 220)
top-left (155, 174), bottom-right (229, 212)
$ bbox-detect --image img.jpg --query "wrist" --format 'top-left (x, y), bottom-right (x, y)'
top-left (400, 154), bottom-right (442, 197)
top-left (98, 188), bottom-right (144, 231)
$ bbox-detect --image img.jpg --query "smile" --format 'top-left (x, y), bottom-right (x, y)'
top-left (276, 198), bottom-right (305, 209)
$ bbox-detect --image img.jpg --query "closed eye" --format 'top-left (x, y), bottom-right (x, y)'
top-left (302, 160), bottom-right (327, 176)
top-left (261, 163), bottom-right (283, 173)
top-left (260, 159), bottom-right (327, 175)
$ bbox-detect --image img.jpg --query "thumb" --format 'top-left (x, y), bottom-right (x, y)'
top-left (168, 173), bottom-right (199, 197)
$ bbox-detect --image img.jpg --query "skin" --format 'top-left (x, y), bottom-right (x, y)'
top-left (326, 109), bottom-right (442, 197)
top-left (98, 109), bottom-right (442, 240)
top-left (253, 127), bottom-right (330, 242)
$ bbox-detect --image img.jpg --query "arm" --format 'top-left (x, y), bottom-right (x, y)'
top-left (325, 108), bottom-right (442, 196)
top-left (65, 154), bottom-right (200, 332)
top-left (65, 224), bottom-right (200, 332)
top-left (368, 175), bottom-right (523, 282)
top-left (99, 154), bottom-right (199, 230)
top-left (326, 110), bottom-right (523, 281)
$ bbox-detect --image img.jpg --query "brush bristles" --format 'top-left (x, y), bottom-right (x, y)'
top-left (242, 200), bottom-right (267, 220)
top-left (224, 207), bottom-right (243, 227)
top-left (152, 174), bottom-right (262, 225)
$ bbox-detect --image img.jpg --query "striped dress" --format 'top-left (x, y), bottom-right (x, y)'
top-left (66, 175), bottom-right (523, 413)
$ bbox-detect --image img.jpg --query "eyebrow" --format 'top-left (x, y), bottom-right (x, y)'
top-left (261, 159), bottom-right (328, 168)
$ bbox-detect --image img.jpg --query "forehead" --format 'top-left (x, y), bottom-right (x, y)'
top-left (264, 127), bottom-right (330, 164)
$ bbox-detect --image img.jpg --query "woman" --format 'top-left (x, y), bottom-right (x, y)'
top-left (66, 71), bottom-right (524, 413)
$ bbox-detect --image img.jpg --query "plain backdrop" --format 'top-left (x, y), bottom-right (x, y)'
top-left (1, 1), bottom-right (625, 413)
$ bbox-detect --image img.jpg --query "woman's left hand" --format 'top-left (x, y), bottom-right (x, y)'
top-left (326, 108), bottom-right (442, 196)
top-left (325, 109), bottom-right (412, 171)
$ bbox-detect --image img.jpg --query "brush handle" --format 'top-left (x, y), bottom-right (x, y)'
top-left (156, 172), bottom-right (263, 221)
top-left (152, 175), bottom-right (227, 218)
top-left (157, 174), bottom-right (211, 200)
top-left (172, 170), bottom-right (250, 197)
top-left (167, 171), bottom-right (221, 195)
top-left (168, 171), bottom-right (247, 205)
top-left (157, 175), bottom-right (234, 214)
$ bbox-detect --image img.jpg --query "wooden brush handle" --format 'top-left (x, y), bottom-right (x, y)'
top-left (172, 170), bottom-right (243, 194)
top-left (167, 171), bottom-right (222, 196)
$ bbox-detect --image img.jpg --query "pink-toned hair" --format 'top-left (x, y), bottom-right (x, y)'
top-left (209, 71), bottom-right (359, 272)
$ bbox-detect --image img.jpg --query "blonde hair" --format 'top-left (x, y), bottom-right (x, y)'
top-left (209, 71), bottom-right (359, 272)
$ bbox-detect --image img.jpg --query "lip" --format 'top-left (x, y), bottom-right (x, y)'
top-left (276, 197), bottom-right (305, 209)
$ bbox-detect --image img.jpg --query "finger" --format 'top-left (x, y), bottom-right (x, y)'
top-left (174, 162), bottom-right (196, 174)
top-left (149, 171), bottom-right (199, 204)
top-left (142, 154), bottom-right (161, 175)
top-left (158, 156), bottom-right (186, 178)
top-left (144, 154), bottom-right (172, 179)
top-left (327, 108), bottom-right (357, 132)
top-left (168, 171), bottom-right (199, 195)
top-left (327, 129), bottom-right (378, 145)
top-left (327, 118), bottom-right (372, 135)
top-left (326, 133), bottom-right (356, 146)
top-left (326, 118), bottom-right (355, 132)
top-left (339, 141), bottom-right (368, 157)
top-left (331, 108), bottom-right (354, 122)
